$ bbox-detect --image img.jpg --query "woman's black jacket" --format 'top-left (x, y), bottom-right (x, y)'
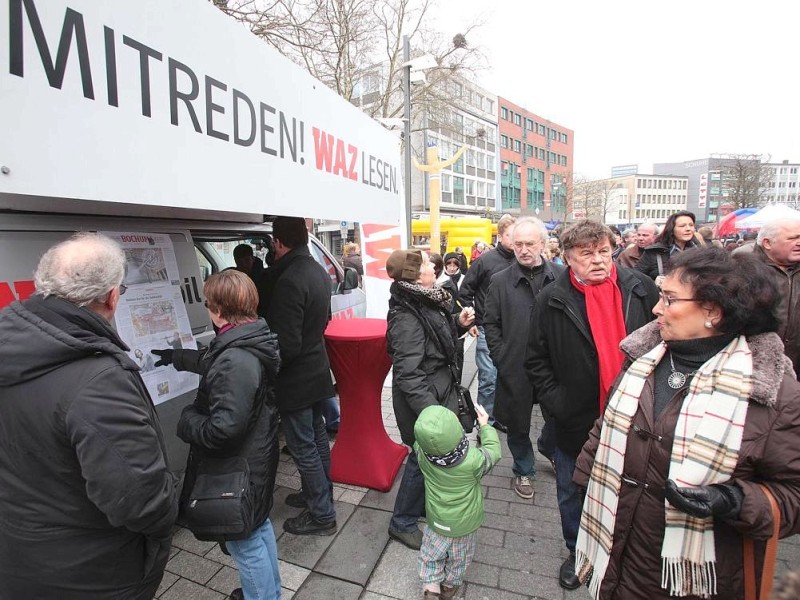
top-left (173, 319), bottom-right (281, 538)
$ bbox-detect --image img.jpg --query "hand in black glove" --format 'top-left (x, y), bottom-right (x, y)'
top-left (665, 479), bottom-right (743, 520)
top-left (151, 349), bottom-right (174, 367)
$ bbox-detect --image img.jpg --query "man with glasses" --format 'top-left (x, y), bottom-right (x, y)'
top-left (484, 217), bottom-right (563, 502)
top-left (525, 220), bottom-right (658, 590)
top-left (0, 233), bottom-right (177, 597)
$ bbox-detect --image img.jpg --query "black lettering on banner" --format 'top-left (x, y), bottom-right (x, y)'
top-left (9, 0), bottom-right (94, 99)
top-left (232, 88), bottom-right (256, 147)
top-left (260, 102), bottom-right (277, 156)
top-left (168, 57), bottom-right (201, 132)
top-left (123, 35), bottom-right (162, 118)
top-left (279, 112), bottom-right (296, 161)
top-left (103, 26), bottom-right (118, 107)
top-left (204, 76), bottom-right (228, 141)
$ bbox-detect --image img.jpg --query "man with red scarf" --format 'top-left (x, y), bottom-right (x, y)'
top-left (525, 220), bottom-right (658, 590)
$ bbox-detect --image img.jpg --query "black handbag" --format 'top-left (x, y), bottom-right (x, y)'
top-left (182, 366), bottom-right (269, 541)
top-left (183, 455), bottom-right (253, 541)
top-left (451, 365), bottom-right (477, 433)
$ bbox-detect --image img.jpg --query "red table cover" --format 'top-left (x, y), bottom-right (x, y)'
top-left (324, 318), bottom-right (407, 491)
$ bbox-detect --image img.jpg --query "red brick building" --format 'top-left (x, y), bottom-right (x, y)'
top-left (498, 97), bottom-right (574, 222)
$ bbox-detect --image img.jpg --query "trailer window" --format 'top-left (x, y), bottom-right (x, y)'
top-left (308, 243), bottom-right (339, 294)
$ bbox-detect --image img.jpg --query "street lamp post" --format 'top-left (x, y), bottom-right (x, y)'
top-left (403, 35), bottom-right (412, 246)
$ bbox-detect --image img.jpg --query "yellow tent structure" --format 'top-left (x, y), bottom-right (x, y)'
top-left (411, 218), bottom-right (496, 255)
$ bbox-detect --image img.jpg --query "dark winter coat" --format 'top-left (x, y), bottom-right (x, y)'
top-left (752, 244), bottom-right (800, 378)
top-left (459, 243), bottom-right (515, 324)
top-left (386, 283), bottom-right (465, 446)
top-left (343, 252), bottom-right (364, 276)
top-left (484, 260), bottom-right (564, 433)
top-left (261, 246), bottom-right (335, 412)
top-left (574, 323), bottom-right (800, 599)
top-left (0, 296), bottom-right (178, 599)
top-left (636, 240), bottom-right (700, 280)
top-left (525, 267), bottom-right (659, 457)
top-left (173, 320), bottom-right (281, 539)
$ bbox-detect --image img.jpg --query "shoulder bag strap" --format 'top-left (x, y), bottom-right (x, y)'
top-left (743, 483), bottom-right (781, 600)
top-left (656, 253), bottom-right (664, 276)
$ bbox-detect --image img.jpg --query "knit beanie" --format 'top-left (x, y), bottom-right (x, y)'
top-left (386, 249), bottom-right (423, 282)
top-left (443, 252), bottom-right (461, 265)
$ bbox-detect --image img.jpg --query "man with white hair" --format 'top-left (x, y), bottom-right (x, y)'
top-left (617, 222), bottom-right (658, 269)
top-left (484, 217), bottom-right (563, 500)
top-left (0, 233), bottom-right (178, 598)
top-left (754, 215), bottom-right (800, 377)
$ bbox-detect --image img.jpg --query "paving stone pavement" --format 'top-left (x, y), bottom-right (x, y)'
top-left (158, 341), bottom-right (799, 600)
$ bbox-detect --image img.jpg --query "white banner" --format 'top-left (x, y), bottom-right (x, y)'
top-left (0, 0), bottom-right (401, 225)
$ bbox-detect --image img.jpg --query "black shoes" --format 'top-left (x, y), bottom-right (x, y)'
top-left (559, 553), bottom-right (581, 590)
top-left (285, 492), bottom-right (307, 508)
top-left (388, 526), bottom-right (423, 550)
top-left (229, 588), bottom-right (243, 600)
top-left (283, 510), bottom-right (337, 536)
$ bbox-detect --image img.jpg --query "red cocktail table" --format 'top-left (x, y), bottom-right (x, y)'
top-left (324, 318), bottom-right (407, 491)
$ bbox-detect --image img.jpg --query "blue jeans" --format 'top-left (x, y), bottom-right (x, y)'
top-left (320, 396), bottom-right (340, 432)
top-left (389, 451), bottom-right (425, 532)
top-left (281, 402), bottom-right (335, 523)
top-left (507, 431), bottom-right (536, 478)
top-left (475, 326), bottom-right (497, 421)
top-left (537, 418), bottom-right (556, 461)
top-left (554, 446), bottom-right (582, 553)
top-left (226, 519), bottom-right (281, 600)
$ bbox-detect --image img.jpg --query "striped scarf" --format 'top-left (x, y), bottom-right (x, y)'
top-left (575, 335), bottom-right (752, 599)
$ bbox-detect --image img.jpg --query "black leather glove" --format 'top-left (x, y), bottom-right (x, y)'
top-left (151, 349), bottom-right (174, 367)
top-left (665, 479), bottom-right (743, 520)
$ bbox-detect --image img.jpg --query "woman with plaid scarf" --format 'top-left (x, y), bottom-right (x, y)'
top-left (573, 247), bottom-right (800, 599)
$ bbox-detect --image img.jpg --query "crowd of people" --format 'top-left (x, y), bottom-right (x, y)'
top-left (1, 210), bottom-right (799, 600)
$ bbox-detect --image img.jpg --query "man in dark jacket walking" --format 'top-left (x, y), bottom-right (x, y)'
top-left (484, 217), bottom-right (563, 501)
top-left (525, 220), bottom-right (658, 590)
top-left (459, 214), bottom-right (516, 426)
top-left (0, 233), bottom-right (178, 599)
top-left (261, 216), bottom-right (338, 536)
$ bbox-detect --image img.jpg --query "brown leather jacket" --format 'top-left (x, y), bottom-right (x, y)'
top-left (752, 244), bottom-right (800, 378)
top-left (574, 323), bottom-right (800, 599)
top-left (616, 245), bottom-right (643, 269)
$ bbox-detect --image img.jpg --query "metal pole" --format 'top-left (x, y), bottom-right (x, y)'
top-left (403, 35), bottom-right (412, 247)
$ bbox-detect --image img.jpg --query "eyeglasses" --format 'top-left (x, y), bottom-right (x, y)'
top-left (119, 284), bottom-right (128, 295)
top-left (658, 292), bottom-right (701, 307)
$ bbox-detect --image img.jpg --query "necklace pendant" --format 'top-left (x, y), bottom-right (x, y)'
top-left (667, 370), bottom-right (687, 389)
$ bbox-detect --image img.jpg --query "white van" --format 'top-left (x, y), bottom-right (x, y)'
top-left (0, 212), bottom-right (364, 472)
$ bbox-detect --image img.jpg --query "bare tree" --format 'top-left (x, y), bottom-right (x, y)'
top-left (210, 0), bottom-right (486, 124)
top-left (713, 154), bottom-right (771, 209)
top-left (571, 176), bottom-right (622, 223)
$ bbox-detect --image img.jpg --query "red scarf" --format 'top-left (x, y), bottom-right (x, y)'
top-left (569, 264), bottom-right (626, 412)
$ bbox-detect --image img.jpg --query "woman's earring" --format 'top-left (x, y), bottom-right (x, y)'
top-left (704, 320), bottom-right (713, 329)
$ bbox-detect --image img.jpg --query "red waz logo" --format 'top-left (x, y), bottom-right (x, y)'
top-left (0, 280), bottom-right (36, 309)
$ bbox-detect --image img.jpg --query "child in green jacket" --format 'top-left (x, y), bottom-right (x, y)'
top-left (413, 403), bottom-right (502, 600)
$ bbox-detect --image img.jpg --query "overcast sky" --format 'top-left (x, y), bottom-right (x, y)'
top-left (430, 0), bottom-right (799, 178)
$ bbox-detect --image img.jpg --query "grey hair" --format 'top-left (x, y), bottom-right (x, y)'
top-left (757, 214), bottom-right (800, 246)
top-left (512, 216), bottom-right (549, 243)
top-left (34, 232), bottom-right (126, 306)
top-left (638, 221), bottom-right (659, 234)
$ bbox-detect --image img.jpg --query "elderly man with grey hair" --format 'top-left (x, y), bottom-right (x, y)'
top-left (0, 232), bottom-right (178, 599)
top-left (753, 214), bottom-right (800, 377)
top-left (484, 217), bottom-right (564, 501)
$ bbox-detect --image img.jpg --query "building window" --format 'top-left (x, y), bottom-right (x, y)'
top-left (526, 144), bottom-right (534, 157)
top-left (477, 181), bottom-right (486, 197)
top-left (501, 107), bottom-right (508, 120)
top-left (466, 149), bottom-right (475, 167)
top-left (538, 148), bottom-right (545, 160)
top-left (442, 174), bottom-right (451, 192)
top-left (560, 132), bottom-right (568, 144)
top-left (514, 140), bottom-right (521, 152)
top-left (500, 135), bottom-right (508, 148)
top-left (476, 152), bottom-right (485, 169)
top-left (486, 99), bottom-right (494, 113)
top-left (453, 177), bottom-right (465, 204)
top-left (452, 81), bottom-right (463, 98)
top-left (538, 124), bottom-right (546, 135)
top-left (514, 114), bottom-right (521, 126)
top-left (526, 118), bottom-right (534, 131)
